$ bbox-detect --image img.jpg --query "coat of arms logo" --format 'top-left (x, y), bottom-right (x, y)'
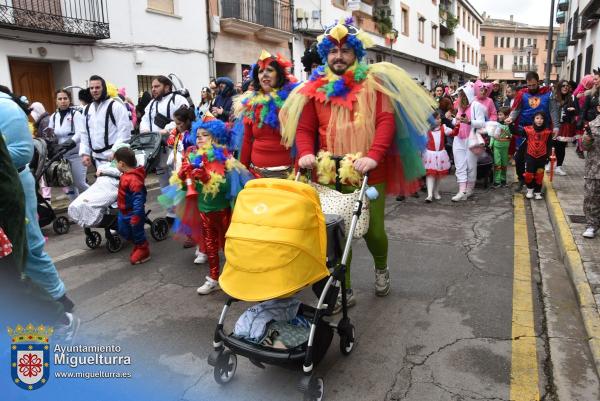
top-left (7, 323), bottom-right (53, 390)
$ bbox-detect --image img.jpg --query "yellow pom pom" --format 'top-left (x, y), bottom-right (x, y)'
top-left (316, 151), bottom-right (336, 185)
top-left (169, 171), bottom-right (182, 186)
top-left (339, 152), bottom-right (362, 187)
top-left (106, 82), bottom-right (118, 99)
top-left (202, 172), bottom-right (226, 199)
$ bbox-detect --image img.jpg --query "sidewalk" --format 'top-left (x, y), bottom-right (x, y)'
top-left (544, 145), bottom-right (600, 375)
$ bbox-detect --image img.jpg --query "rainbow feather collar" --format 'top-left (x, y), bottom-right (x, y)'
top-left (240, 82), bottom-right (298, 129)
top-left (299, 62), bottom-right (369, 109)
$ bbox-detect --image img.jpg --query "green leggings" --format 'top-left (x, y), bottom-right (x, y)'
top-left (340, 183), bottom-right (388, 289)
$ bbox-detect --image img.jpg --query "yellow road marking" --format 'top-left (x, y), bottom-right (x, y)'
top-left (510, 195), bottom-right (540, 401)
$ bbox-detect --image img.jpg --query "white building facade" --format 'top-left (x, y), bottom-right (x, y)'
top-left (554, 0), bottom-right (600, 82)
top-left (0, 0), bottom-right (210, 111)
top-left (291, 0), bottom-right (482, 87)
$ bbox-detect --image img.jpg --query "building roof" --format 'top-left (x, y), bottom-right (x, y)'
top-left (481, 16), bottom-right (557, 32)
top-left (459, 0), bottom-right (485, 23)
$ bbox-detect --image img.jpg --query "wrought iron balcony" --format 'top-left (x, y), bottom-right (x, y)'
top-left (220, 0), bottom-right (292, 33)
top-left (0, 0), bottom-right (109, 39)
top-left (512, 64), bottom-right (538, 72)
top-left (556, 33), bottom-right (568, 57)
top-left (557, 0), bottom-right (569, 12)
top-left (556, 10), bottom-right (565, 24)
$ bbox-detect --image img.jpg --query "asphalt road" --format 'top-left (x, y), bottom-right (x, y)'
top-left (36, 178), bottom-right (563, 401)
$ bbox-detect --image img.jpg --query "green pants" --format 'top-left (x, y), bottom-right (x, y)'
top-left (339, 183), bottom-right (387, 289)
top-left (492, 141), bottom-right (510, 184)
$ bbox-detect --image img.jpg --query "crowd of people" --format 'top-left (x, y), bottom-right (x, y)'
top-left (1, 18), bottom-right (600, 343)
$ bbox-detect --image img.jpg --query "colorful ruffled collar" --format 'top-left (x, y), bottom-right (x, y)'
top-left (239, 82), bottom-right (298, 129)
top-left (299, 62), bottom-right (369, 109)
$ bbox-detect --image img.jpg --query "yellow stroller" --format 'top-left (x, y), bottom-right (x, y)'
top-left (208, 175), bottom-right (370, 401)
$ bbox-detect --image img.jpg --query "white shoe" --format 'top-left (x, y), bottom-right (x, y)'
top-left (425, 195), bottom-right (433, 203)
top-left (194, 252), bottom-right (207, 264)
top-left (433, 192), bottom-right (441, 200)
top-left (534, 192), bottom-right (543, 200)
top-left (583, 227), bottom-right (597, 238)
top-left (525, 188), bottom-right (534, 199)
top-left (451, 192), bottom-right (467, 202)
top-left (555, 166), bottom-right (567, 176)
top-left (375, 267), bottom-right (391, 296)
top-left (197, 277), bottom-right (220, 295)
top-left (545, 163), bottom-right (550, 172)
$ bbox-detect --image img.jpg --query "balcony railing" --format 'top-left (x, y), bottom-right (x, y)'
top-left (512, 64), bottom-right (538, 72)
top-left (0, 0), bottom-right (109, 39)
top-left (556, 33), bottom-right (568, 57)
top-left (556, 10), bottom-right (565, 24)
top-left (512, 47), bottom-right (539, 55)
top-left (221, 0), bottom-right (292, 32)
top-left (557, 0), bottom-right (569, 12)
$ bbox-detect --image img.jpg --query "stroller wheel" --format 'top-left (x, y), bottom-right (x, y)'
top-left (150, 217), bottom-right (169, 241)
top-left (213, 350), bottom-right (237, 385)
top-left (106, 235), bottom-right (123, 253)
top-left (303, 377), bottom-right (324, 401)
top-left (338, 319), bottom-right (356, 356)
top-left (53, 216), bottom-right (70, 235)
top-left (85, 231), bottom-right (102, 249)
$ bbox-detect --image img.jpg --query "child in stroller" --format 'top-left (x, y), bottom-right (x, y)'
top-left (67, 132), bottom-right (169, 253)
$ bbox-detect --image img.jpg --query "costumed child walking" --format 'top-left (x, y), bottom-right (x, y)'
top-left (581, 102), bottom-right (600, 238)
top-left (114, 146), bottom-right (151, 265)
top-left (490, 107), bottom-right (512, 187)
top-left (162, 114), bottom-right (251, 294)
top-left (422, 111), bottom-right (451, 202)
top-left (523, 112), bottom-right (553, 200)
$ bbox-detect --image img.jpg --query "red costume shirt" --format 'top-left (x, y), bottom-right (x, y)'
top-left (524, 126), bottom-right (553, 159)
top-left (240, 123), bottom-right (293, 168)
top-left (295, 91), bottom-right (395, 184)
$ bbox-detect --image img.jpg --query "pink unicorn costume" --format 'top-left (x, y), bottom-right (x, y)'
top-left (452, 82), bottom-right (488, 200)
top-left (474, 80), bottom-right (497, 121)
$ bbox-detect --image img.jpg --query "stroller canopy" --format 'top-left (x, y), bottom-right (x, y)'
top-left (220, 179), bottom-right (329, 301)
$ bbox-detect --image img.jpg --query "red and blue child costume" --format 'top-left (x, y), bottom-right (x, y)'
top-left (117, 165), bottom-right (150, 264)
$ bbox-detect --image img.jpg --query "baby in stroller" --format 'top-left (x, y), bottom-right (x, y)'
top-left (68, 133), bottom-right (169, 253)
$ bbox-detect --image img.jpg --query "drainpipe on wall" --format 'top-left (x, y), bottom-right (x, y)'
top-left (206, 0), bottom-right (216, 80)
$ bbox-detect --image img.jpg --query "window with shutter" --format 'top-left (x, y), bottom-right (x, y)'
top-left (148, 0), bottom-right (174, 14)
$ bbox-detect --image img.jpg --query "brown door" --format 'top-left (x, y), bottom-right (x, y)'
top-left (9, 59), bottom-right (56, 113)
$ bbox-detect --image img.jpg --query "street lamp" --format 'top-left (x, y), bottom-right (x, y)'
top-left (385, 28), bottom-right (399, 64)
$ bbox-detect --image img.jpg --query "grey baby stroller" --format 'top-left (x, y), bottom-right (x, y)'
top-left (69, 132), bottom-right (169, 253)
top-left (30, 138), bottom-right (76, 235)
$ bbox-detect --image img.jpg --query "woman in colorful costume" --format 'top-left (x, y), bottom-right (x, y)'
top-left (159, 114), bottom-right (252, 294)
top-left (235, 50), bottom-right (298, 178)
top-left (279, 19), bottom-right (436, 309)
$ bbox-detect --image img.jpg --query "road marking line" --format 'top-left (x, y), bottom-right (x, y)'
top-left (52, 248), bottom-right (87, 263)
top-left (510, 195), bottom-right (540, 401)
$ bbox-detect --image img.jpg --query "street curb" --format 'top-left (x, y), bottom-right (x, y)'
top-left (543, 176), bottom-right (600, 378)
top-left (53, 179), bottom-right (160, 216)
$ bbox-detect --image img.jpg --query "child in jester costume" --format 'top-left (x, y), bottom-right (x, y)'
top-left (280, 18), bottom-right (436, 310)
top-left (159, 114), bottom-right (252, 294)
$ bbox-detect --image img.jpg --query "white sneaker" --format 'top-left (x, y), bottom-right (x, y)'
top-left (433, 192), bottom-right (441, 200)
top-left (526, 188), bottom-right (534, 199)
top-left (54, 312), bottom-right (81, 344)
top-left (194, 252), bottom-right (208, 264)
top-left (425, 195), bottom-right (433, 203)
top-left (375, 267), bottom-right (391, 296)
top-left (451, 192), bottom-right (467, 202)
top-left (555, 166), bottom-right (567, 176)
top-left (583, 227), bottom-right (597, 238)
top-left (545, 163), bottom-right (550, 172)
top-left (534, 192), bottom-right (543, 200)
top-left (197, 277), bottom-right (220, 295)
